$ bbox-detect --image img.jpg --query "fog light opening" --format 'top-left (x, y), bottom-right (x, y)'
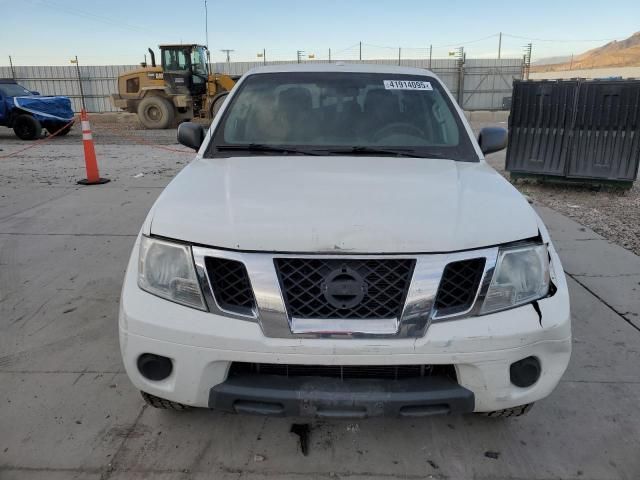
top-left (137, 353), bottom-right (173, 381)
top-left (510, 356), bottom-right (541, 388)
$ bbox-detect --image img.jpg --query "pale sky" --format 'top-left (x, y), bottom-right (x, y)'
top-left (1, 0), bottom-right (638, 66)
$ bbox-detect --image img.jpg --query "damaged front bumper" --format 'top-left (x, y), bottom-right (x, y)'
top-left (119, 235), bottom-right (572, 415)
top-left (209, 374), bottom-right (475, 418)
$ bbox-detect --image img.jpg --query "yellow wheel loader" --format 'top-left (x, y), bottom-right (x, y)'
top-left (111, 44), bottom-right (237, 129)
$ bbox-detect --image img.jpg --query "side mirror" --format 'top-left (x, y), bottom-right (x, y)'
top-left (478, 127), bottom-right (508, 155)
top-left (177, 122), bottom-right (205, 151)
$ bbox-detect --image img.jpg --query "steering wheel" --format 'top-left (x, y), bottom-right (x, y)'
top-left (373, 122), bottom-right (424, 140)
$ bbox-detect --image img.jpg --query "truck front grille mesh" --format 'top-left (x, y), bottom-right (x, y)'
top-left (434, 258), bottom-right (486, 316)
top-left (205, 257), bottom-right (255, 315)
top-left (274, 258), bottom-right (415, 319)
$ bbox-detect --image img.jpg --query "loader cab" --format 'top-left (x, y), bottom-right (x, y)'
top-left (160, 44), bottom-right (209, 96)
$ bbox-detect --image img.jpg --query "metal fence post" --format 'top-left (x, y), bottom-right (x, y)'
top-left (71, 56), bottom-right (86, 112)
top-left (8, 55), bottom-right (15, 79)
top-left (457, 48), bottom-right (465, 106)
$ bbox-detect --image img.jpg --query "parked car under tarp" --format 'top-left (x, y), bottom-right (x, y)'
top-left (0, 79), bottom-right (75, 140)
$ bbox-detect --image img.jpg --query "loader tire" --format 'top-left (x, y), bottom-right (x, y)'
top-left (141, 391), bottom-right (190, 411)
top-left (13, 114), bottom-right (42, 140)
top-left (208, 93), bottom-right (228, 122)
top-left (138, 96), bottom-right (175, 129)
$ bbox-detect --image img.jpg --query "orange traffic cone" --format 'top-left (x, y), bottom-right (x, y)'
top-left (77, 109), bottom-right (110, 185)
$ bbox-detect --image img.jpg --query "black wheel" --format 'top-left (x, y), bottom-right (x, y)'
top-left (140, 391), bottom-right (190, 411)
top-left (208, 92), bottom-right (228, 121)
top-left (13, 114), bottom-right (42, 140)
top-left (138, 96), bottom-right (175, 129)
top-left (46, 124), bottom-right (72, 136)
top-left (481, 403), bottom-right (534, 418)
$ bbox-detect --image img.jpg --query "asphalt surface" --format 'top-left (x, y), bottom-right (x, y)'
top-left (1, 123), bottom-right (639, 480)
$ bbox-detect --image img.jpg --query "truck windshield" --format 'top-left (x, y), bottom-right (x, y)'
top-left (208, 72), bottom-right (477, 161)
top-left (0, 83), bottom-right (33, 97)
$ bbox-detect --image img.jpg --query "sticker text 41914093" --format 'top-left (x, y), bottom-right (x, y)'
top-left (383, 80), bottom-right (433, 91)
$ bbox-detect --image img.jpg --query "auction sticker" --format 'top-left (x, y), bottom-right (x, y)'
top-left (384, 80), bottom-right (432, 90)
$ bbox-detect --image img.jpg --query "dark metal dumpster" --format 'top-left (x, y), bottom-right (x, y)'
top-left (506, 79), bottom-right (640, 186)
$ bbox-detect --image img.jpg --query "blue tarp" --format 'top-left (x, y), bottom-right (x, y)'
top-left (13, 96), bottom-right (74, 123)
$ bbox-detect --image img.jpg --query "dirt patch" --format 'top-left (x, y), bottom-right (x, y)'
top-left (515, 180), bottom-right (640, 255)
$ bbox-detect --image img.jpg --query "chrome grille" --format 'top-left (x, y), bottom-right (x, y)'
top-left (274, 258), bottom-right (415, 319)
top-left (205, 257), bottom-right (255, 315)
top-left (434, 258), bottom-right (486, 316)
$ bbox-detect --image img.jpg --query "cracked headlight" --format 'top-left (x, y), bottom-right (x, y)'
top-left (480, 244), bottom-right (550, 314)
top-left (138, 236), bottom-right (206, 310)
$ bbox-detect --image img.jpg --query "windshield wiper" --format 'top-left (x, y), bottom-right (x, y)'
top-left (216, 144), bottom-right (324, 156)
top-left (323, 146), bottom-right (447, 159)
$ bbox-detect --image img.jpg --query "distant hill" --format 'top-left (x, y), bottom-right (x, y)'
top-left (531, 55), bottom-right (571, 66)
top-left (532, 31), bottom-right (640, 72)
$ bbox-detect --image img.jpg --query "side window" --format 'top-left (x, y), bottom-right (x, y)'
top-left (126, 77), bottom-right (140, 93)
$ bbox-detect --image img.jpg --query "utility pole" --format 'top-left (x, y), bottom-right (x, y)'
top-left (204, 0), bottom-right (209, 51)
top-left (429, 45), bottom-right (432, 69)
top-left (498, 32), bottom-right (502, 59)
top-left (220, 49), bottom-right (234, 75)
top-left (359, 41), bottom-right (362, 61)
top-left (263, 48), bottom-right (266, 65)
top-left (398, 47), bottom-right (401, 66)
top-left (220, 49), bottom-right (234, 66)
top-left (70, 56), bottom-right (86, 112)
top-left (328, 48), bottom-right (331, 62)
top-left (8, 55), bottom-right (15, 79)
top-left (296, 50), bottom-right (305, 64)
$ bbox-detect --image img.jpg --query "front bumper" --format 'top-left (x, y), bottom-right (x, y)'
top-left (119, 239), bottom-right (572, 414)
top-left (210, 374), bottom-right (474, 418)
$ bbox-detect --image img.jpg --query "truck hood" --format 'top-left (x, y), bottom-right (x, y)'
top-left (149, 155), bottom-right (539, 253)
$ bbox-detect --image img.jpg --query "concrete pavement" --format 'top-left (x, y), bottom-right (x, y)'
top-left (0, 129), bottom-right (639, 479)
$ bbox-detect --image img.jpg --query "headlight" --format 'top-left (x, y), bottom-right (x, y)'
top-left (480, 244), bottom-right (550, 314)
top-left (138, 236), bottom-right (206, 310)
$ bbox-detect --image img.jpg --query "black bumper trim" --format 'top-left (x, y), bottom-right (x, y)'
top-left (208, 374), bottom-right (474, 418)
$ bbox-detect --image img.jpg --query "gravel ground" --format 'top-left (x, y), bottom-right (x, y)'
top-left (515, 181), bottom-right (640, 255)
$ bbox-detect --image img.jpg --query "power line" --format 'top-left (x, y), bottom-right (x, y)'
top-left (332, 43), bottom-right (360, 55)
top-left (431, 34), bottom-right (500, 48)
top-left (35, 0), bottom-right (154, 35)
top-left (502, 33), bottom-right (623, 43)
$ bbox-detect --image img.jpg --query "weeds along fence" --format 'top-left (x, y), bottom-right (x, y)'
top-left (0, 58), bottom-right (524, 113)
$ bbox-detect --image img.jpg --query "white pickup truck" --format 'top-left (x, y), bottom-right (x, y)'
top-left (119, 63), bottom-right (571, 418)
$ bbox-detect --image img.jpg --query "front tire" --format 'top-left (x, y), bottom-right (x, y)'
top-left (13, 114), bottom-right (42, 140)
top-left (141, 391), bottom-right (190, 411)
top-left (481, 403), bottom-right (534, 418)
top-left (137, 96), bottom-right (175, 129)
top-left (47, 124), bottom-right (72, 136)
